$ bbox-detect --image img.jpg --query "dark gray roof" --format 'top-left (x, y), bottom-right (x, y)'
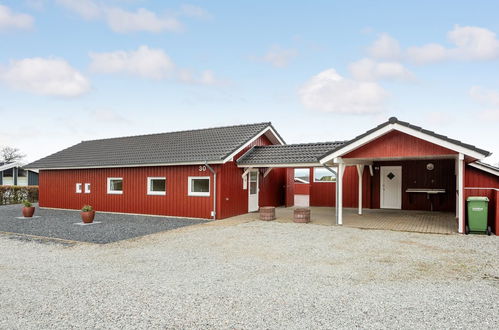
top-left (318, 117), bottom-right (492, 160)
top-left (26, 122), bottom-right (280, 169)
top-left (237, 142), bottom-right (345, 166)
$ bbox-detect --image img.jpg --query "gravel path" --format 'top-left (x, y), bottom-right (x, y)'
top-left (0, 204), bottom-right (206, 243)
top-left (0, 220), bottom-right (498, 329)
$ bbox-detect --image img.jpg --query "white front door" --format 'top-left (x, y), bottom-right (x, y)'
top-left (380, 166), bottom-right (402, 209)
top-left (248, 171), bottom-right (259, 212)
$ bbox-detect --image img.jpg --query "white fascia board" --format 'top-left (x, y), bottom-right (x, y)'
top-left (320, 123), bottom-right (487, 163)
top-left (0, 162), bottom-right (24, 171)
top-left (30, 160), bottom-right (225, 171)
top-left (237, 162), bottom-right (321, 168)
top-left (223, 126), bottom-right (285, 163)
top-left (469, 162), bottom-right (499, 177)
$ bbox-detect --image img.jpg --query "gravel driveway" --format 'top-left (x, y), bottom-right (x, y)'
top-left (0, 219), bottom-right (498, 329)
top-left (0, 204), bottom-right (206, 243)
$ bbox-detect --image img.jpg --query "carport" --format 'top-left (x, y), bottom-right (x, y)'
top-left (236, 117), bottom-right (493, 234)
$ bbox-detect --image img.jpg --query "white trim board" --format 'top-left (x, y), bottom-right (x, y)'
top-left (223, 126), bottom-right (285, 162)
top-left (320, 123), bottom-right (488, 164)
top-left (468, 162), bottom-right (499, 177)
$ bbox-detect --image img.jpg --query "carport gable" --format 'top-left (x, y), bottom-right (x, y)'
top-left (319, 117), bottom-right (491, 163)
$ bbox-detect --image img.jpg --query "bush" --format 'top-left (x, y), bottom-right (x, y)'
top-left (81, 205), bottom-right (93, 212)
top-left (0, 186), bottom-right (39, 205)
top-left (23, 200), bottom-right (32, 207)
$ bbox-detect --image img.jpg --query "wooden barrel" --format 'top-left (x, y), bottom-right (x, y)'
top-left (293, 208), bottom-right (311, 223)
top-left (259, 207), bottom-right (276, 221)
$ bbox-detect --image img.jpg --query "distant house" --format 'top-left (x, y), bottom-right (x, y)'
top-left (0, 162), bottom-right (39, 186)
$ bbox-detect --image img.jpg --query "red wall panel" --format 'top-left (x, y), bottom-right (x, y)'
top-left (344, 130), bottom-right (457, 159)
top-left (294, 183), bottom-right (310, 195)
top-left (39, 165), bottom-right (215, 219)
top-left (285, 168), bottom-right (294, 207)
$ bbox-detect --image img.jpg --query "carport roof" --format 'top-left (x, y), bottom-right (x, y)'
top-left (237, 142), bottom-right (345, 167)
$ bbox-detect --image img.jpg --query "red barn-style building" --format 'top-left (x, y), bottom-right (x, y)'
top-left (26, 118), bottom-right (499, 234)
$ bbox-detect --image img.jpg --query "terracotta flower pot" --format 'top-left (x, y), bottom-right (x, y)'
top-left (81, 210), bottom-right (95, 223)
top-left (22, 206), bottom-right (35, 218)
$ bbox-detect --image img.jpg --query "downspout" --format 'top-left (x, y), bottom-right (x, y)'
top-left (205, 162), bottom-right (217, 220)
top-left (322, 164), bottom-right (338, 223)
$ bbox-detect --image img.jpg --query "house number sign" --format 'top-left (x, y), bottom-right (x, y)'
top-left (199, 166), bottom-right (207, 172)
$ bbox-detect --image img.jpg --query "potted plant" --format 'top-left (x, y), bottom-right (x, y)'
top-left (22, 200), bottom-right (35, 218)
top-left (81, 205), bottom-right (95, 224)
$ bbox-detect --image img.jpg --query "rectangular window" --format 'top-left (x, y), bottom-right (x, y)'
top-left (84, 183), bottom-right (91, 194)
top-left (294, 168), bottom-right (310, 184)
top-left (107, 178), bottom-right (123, 194)
top-left (76, 183), bottom-right (82, 193)
top-left (17, 169), bottom-right (27, 177)
top-left (314, 167), bottom-right (336, 182)
top-left (188, 176), bottom-right (210, 196)
top-left (147, 177), bottom-right (166, 195)
top-left (3, 168), bottom-right (13, 178)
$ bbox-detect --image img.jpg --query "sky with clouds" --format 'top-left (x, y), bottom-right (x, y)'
top-left (0, 0), bottom-right (498, 165)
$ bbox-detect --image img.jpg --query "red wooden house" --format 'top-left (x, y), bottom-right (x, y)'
top-left (26, 118), bottom-right (499, 234)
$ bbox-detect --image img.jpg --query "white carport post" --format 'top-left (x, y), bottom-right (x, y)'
top-left (457, 153), bottom-right (465, 234)
top-left (356, 165), bottom-right (364, 215)
top-left (336, 158), bottom-right (345, 225)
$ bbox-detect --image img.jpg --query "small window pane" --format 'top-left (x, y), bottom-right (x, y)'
top-left (151, 179), bottom-right (166, 192)
top-left (3, 168), bottom-right (13, 177)
top-left (192, 179), bottom-right (209, 192)
top-left (110, 179), bottom-right (122, 191)
top-left (250, 182), bottom-right (257, 194)
top-left (17, 169), bottom-right (27, 177)
top-left (314, 168), bottom-right (336, 182)
top-left (250, 172), bottom-right (257, 181)
top-left (294, 168), bottom-right (310, 183)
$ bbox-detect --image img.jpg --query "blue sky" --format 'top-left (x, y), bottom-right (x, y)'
top-left (1, 0), bottom-right (498, 164)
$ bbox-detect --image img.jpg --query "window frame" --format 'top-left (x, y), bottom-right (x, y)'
top-left (188, 176), bottom-right (210, 197)
top-left (147, 177), bottom-right (167, 196)
top-left (107, 177), bottom-right (123, 195)
top-left (313, 167), bottom-right (336, 183)
top-left (84, 183), bottom-right (91, 194)
top-left (76, 183), bottom-right (82, 193)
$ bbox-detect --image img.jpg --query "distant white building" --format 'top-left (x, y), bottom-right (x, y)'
top-left (0, 162), bottom-right (39, 186)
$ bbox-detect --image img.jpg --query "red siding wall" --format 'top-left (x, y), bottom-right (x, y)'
top-left (344, 131), bottom-right (457, 159)
top-left (370, 159), bottom-right (456, 211)
top-left (464, 165), bottom-right (499, 233)
top-left (294, 183), bottom-right (310, 195)
top-left (39, 165), bottom-right (216, 219)
top-left (285, 168), bottom-right (294, 207)
top-left (40, 133), bottom-right (286, 220)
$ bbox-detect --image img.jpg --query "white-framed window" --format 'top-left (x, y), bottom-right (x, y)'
top-left (76, 183), bottom-right (82, 193)
top-left (147, 177), bottom-right (166, 195)
top-left (313, 167), bottom-right (336, 182)
top-left (294, 168), bottom-right (310, 183)
top-left (84, 183), bottom-right (91, 194)
top-left (188, 176), bottom-right (210, 197)
top-left (107, 177), bottom-right (123, 194)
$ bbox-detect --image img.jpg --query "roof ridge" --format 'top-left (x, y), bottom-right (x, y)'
top-left (81, 122), bottom-right (272, 143)
top-left (253, 141), bottom-right (346, 147)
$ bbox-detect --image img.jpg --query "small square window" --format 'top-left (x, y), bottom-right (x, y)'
top-left (188, 176), bottom-right (210, 196)
top-left (147, 177), bottom-right (166, 195)
top-left (76, 183), bottom-right (82, 193)
top-left (107, 178), bottom-right (123, 194)
top-left (84, 183), bottom-right (91, 194)
top-left (313, 167), bottom-right (336, 182)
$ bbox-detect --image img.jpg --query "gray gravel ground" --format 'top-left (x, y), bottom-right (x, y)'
top-left (0, 219), bottom-right (498, 329)
top-left (0, 204), bottom-right (206, 243)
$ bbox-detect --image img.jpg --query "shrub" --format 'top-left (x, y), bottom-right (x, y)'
top-left (81, 205), bottom-right (93, 212)
top-left (0, 186), bottom-right (39, 205)
top-left (23, 200), bottom-right (32, 207)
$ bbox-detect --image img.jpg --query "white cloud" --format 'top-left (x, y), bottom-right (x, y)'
top-left (0, 4), bottom-right (34, 31)
top-left (56, 0), bottom-right (102, 19)
top-left (349, 58), bottom-right (413, 81)
top-left (299, 69), bottom-right (388, 114)
top-left (469, 86), bottom-right (499, 121)
top-left (367, 33), bottom-right (401, 60)
top-left (258, 46), bottom-right (298, 68)
top-left (0, 57), bottom-right (90, 97)
top-left (407, 25), bottom-right (499, 63)
top-left (425, 112), bottom-right (454, 126)
top-left (180, 4), bottom-right (212, 19)
top-left (106, 7), bottom-right (182, 33)
top-left (90, 45), bottom-right (221, 85)
top-left (89, 45), bottom-right (175, 79)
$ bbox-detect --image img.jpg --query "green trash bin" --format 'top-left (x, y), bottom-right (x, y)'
top-left (466, 196), bottom-right (491, 235)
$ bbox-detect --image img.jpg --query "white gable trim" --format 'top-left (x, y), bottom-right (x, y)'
top-left (320, 123), bottom-right (487, 163)
top-left (223, 126), bottom-right (285, 163)
top-left (0, 162), bottom-right (24, 172)
top-left (469, 162), bottom-right (499, 177)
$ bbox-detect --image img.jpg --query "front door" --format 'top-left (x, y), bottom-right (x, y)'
top-left (248, 171), bottom-right (259, 212)
top-left (380, 166), bottom-right (402, 209)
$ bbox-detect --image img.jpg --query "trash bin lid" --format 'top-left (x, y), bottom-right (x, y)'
top-left (466, 196), bottom-right (489, 202)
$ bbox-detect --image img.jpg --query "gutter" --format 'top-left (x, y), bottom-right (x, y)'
top-left (205, 162), bottom-right (217, 220)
